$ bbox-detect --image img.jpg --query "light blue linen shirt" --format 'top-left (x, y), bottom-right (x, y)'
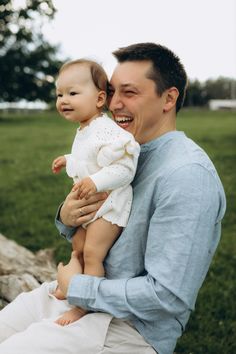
top-left (55, 131), bottom-right (226, 354)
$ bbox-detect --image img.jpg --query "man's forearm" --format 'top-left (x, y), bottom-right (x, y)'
top-left (67, 274), bottom-right (187, 320)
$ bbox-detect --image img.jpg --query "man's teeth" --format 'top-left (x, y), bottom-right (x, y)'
top-left (115, 117), bottom-right (132, 123)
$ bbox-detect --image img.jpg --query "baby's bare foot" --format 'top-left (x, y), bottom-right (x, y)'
top-left (55, 307), bottom-right (87, 326)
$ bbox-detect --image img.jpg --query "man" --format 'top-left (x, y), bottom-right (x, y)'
top-left (0, 43), bottom-right (226, 354)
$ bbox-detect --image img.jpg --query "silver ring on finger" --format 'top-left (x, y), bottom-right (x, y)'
top-left (78, 208), bottom-right (84, 216)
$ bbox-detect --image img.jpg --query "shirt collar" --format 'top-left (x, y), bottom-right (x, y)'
top-left (140, 131), bottom-right (186, 153)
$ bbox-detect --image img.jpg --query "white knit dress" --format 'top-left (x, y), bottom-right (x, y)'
top-left (65, 114), bottom-right (140, 227)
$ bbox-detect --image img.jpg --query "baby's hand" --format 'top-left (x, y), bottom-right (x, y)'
top-left (72, 177), bottom-right (97, 199)
top-left (52, 156), bottom-right (66, 174)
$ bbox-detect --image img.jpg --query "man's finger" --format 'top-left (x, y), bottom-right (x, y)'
top-left (57, 262), bottom-right (64, 270)
top-left (78, 192), bottom-right (108, 207)
top-left (75, 211), bottom-right (97, 225)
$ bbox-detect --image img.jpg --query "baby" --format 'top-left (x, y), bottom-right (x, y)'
top-left (52, 59), bottom-right (140, 325)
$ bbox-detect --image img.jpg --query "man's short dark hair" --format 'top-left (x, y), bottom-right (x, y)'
top-left (113, 43), bottom-right (188, 113)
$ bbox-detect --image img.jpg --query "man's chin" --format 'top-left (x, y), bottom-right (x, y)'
top-left (116, 121), bottom-right (134, 133)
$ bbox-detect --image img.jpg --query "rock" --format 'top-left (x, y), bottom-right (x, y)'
top-left (0, 233), bottom-right (57, 309)
top-left (0, 274), bottom-right (39, 302)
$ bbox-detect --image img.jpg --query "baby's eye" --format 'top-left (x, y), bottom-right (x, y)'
top-left (56, 93), bottom-right (62, 98)
top-left (70, 91), bottom-right (78, 96)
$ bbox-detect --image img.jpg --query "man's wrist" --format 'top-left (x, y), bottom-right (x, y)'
top-left (55, 203), bottom-right (77, 241)
top-left (67, 274), bottom-right (103, 309)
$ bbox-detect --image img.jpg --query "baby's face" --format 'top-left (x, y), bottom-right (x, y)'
top-left (56, 64), bottom-right (101, 126)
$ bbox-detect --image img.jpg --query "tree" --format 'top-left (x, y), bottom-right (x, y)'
top-left (184, 80), bottom-right (207, 107)
top-left (0, 0), bottom-right (63, 103)
top-left (204, 77), bottom-right (236, 101)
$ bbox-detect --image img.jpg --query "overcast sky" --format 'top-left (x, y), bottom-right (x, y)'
top-left (43, 0), bottom-right (236, 81)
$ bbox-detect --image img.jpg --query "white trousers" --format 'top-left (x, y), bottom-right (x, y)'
top-left (0, 281), bottom-right (156, 354)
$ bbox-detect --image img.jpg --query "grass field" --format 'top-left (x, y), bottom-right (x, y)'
top-left (0, 109), bottom-right (235, 353)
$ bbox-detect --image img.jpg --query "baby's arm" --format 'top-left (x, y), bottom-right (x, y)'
top-left (73, 141), bottom-right (139, 199)
top-left (72, 177), bottom-right (97, 199)
top-left (52, 155), bottom-right (66, 174)
top-left (88, 128), bottom-right (140, 192)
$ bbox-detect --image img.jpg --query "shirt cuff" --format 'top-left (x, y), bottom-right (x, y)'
top-left (55, 203), bottom-right (77, 241)
top-left (67, 274), bottom-right (103, 309)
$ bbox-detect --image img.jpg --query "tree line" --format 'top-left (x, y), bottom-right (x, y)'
top-left (184, 78), bottom-right (236, 107)
top-left (0, 0), bottom-right (235, 106)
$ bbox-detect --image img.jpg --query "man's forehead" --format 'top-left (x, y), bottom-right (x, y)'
top-left (110, 61), bottom-right (151, 85)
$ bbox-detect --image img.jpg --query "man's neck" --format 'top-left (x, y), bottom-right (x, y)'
top-left (143, 114), bottom-right (176, 144)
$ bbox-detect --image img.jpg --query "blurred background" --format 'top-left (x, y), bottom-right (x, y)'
top-left (0, 0), bottom-right (235, 353)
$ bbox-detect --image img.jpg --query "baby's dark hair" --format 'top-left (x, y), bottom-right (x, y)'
top-left (59, 59), bottom-right (108, 93)
top-left (113, 43), bottom-right (188, 113)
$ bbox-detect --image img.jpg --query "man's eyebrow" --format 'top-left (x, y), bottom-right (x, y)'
top-left (121, 83), bottom-right (136, 88)
top-left (108, 83), bottom-right (137, 90)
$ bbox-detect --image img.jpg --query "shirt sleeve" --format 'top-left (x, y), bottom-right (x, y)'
top-left (67, 164), bottom-right (225, 320)
top-left (54, 203), bottom-right (77, 242)
top-left (90, 137), bottom-right (140, 192)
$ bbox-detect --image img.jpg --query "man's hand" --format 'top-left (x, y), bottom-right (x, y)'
top-left (60, 188), bottom-right (108, 227)
top-left (72, 177), bottom-right (97, 200)
top-left (57, 251), bottom-right (82, 297)
top-left (52, 156), bottom-right (66, 174)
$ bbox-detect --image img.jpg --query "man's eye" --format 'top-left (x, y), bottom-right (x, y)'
top-left (124, 91), bottom-right (135, 96)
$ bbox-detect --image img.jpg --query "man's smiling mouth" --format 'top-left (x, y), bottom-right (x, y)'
top-left (114, 116), bottom-right (133, 128)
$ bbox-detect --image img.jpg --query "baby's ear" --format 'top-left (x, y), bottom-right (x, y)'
top-left (96, 91), bottom-right (107, 108)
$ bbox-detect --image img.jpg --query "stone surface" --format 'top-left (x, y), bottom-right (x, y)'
top-left (0, 233), bottom-right (57, 309)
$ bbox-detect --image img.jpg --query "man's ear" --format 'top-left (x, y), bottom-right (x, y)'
top-left (96, 91), bottom-right (107, 108)
top-left (163, 87), bottom-right (179, 113)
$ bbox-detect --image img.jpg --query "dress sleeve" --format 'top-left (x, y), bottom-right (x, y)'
top-left (90, 135), bottom-right (140, 192)
top-left (64, 154), bottom-right (78, 179)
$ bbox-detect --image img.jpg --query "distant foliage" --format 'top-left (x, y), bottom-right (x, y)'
top-left (184, 77), bottom-right (236, 107)
top-left (0, 0), bottom-right (63, 102)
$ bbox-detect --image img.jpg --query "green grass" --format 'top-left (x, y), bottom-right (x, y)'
top-left (0, 111), bottom-right (75, 262)
top-left (175, 110), bottom-right (236, 353)
top-left (0, 109), bottom-right (235, 353)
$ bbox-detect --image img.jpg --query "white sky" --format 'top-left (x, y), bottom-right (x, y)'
top-left (43, 0), bottom-right (236, 81)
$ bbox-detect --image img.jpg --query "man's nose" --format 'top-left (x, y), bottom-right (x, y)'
top-left (109, 92), bottom-right (123, 111)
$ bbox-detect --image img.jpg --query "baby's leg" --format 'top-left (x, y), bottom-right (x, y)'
top-left (71, 227), bottom-right (86, 270)
top-left (54, 227), bottom-right (86, 300)
top-left (54, 229), bottom-right (87, 325)
top-left (84, 218), bottom-right (121, 276)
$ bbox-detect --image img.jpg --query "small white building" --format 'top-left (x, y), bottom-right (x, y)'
top-left (0, 100), bottom-right (48, 110)
top-left (208, 99), bottom-right (236, 111)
